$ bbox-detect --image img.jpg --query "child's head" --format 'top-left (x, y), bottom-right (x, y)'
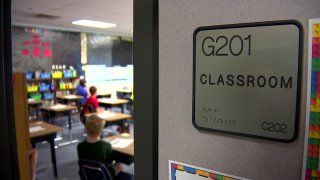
top-left (79, 79), bottom-right (87, 87)
top-left (85, 115), bottom-right (105, 137)
top-left (89, 86), bottom-right (97, 96)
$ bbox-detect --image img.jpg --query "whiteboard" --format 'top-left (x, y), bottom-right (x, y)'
top-left (85, 64), bottom-right (133, 83)
top-left (85, 65), bottom-right (108, 83)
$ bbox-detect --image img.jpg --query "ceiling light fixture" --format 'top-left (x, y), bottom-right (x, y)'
top-left (72, 20), bottom-right (116, 28)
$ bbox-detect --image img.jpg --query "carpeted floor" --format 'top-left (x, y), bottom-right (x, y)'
top-left (34, 113), bottom-right (134, 180)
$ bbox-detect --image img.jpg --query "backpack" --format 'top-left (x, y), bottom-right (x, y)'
top-left (80, 104), bottom-right (95, 124)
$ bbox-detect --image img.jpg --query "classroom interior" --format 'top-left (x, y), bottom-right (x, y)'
top-left (11, 0), bottom-right (134, 179)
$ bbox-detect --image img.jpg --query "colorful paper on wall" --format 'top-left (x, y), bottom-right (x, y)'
top-left (303, 18), bottom-right (320, 180)
top-left (20, 33), bottom-right (52, 58)
top-left (169, 160), bottom-right (249, 180)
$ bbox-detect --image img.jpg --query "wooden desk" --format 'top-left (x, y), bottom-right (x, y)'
top-left (85, 111), bottom-right (132, 133)
top-left (28, 99), bottom-right (44, 105)
top-left (117, 89), bottom-right (133, 94)
top-left (97, 93), bottom-right (112, 99)
top-left (41, 104), bottom-right (77, 142)
top-left (98, 98), bottom-right (129, 113)
top-left (30, 121), bottom-right (63, 138)
top-left (56, 95), bottom-right (83, 101)
top-left (41, 104), bottom-right (77, 112)
top-left (104, 133), bottom-right (134, 165)
top-left (98, 98), bottom-right (129, 105)
top-left (85, 111), bottom-right (132, 122)
top-left (56, 95), bottom-right (84, 111)
top-left (29, 121), bottom-right (63, 177)
top-left (116, 89), bottom-right (132, 100)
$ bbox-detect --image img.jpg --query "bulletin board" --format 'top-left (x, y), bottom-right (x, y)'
top-left (169, 160), bottom-right (249, 180)
top-left (303, 18), bottom-right (320, 180)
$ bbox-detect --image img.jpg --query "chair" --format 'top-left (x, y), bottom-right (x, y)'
top-left (80, 104), bottom-right (95, 124)
top-left (79, 159), bottom-right (113, 180)
top-left (79, 159), bottom-right (133, 180)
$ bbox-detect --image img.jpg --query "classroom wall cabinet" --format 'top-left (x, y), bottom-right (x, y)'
top-left (26, 73), bottom-right (79, 105)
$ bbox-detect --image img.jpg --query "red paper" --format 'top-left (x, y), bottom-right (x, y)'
top-left (32, 46), bottom-right (41, 57)
top-left (21, 49), bottom-right (30, 56)
top-left (43, 49), bottom-right (52, 57)
top-left (32, 35), bottom-right (39, 39)
top-left (42, 42), bottom-right (50, 47)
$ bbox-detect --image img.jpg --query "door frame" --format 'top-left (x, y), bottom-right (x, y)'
top-left (0, 0), bottom-right (20, 179)
top-left (0, 0), bottom-right (159, 179)
top-left (133, 0), bottom-right (159, 179)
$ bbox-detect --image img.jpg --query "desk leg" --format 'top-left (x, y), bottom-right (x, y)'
top-left (77, 100), bottom-right (81, 112)
top-left (49, 111), bottom-right (56, 125)
top-left (121, 104), bottom-right (124, 113)
top-left (43, 110), bottom-right (52, 124)
top-left (68, 111), bottom-right (72, 130)
top-left (67, 111), bottom-right (72, 141)
top-left (49, 135), bottom-right (58, 178)
top-left (36, 105), bottom-right (40, 119)
top-left (124, 119), bottom-right (129, 133)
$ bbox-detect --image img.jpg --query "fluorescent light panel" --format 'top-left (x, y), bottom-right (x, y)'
top-left (72, 20), bottom-right (116, 28)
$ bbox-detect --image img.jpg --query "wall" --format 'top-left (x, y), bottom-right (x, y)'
top-left (87, 34), bottom-right (113, 66)
top-left (112, 40), bottom-right (133, 66)
top-left (12, 27), bottom-right (82, 74)
top-left (12, 26), bottom-right (133, 76)
top-left (159, 1), bottom-right (320, 179)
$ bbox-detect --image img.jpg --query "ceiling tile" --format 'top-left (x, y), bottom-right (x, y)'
top-left (12, 0), bottom-right (133, 37)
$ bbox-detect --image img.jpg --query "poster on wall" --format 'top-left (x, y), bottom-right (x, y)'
top-left (193, 20), bottom-right (303, 142)
top-left (302, 18), bottom-right (320, 180)
top-left (169, 160), bottom-right (249, 180)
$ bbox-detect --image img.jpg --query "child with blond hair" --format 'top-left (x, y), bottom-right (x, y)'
top-left (77, 115), bottom-right (122, 178)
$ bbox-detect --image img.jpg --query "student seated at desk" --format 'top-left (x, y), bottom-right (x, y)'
top-left (86, 86), bottom-right (102, 113)
top-left (77, 115), bottom-right (122, 178)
